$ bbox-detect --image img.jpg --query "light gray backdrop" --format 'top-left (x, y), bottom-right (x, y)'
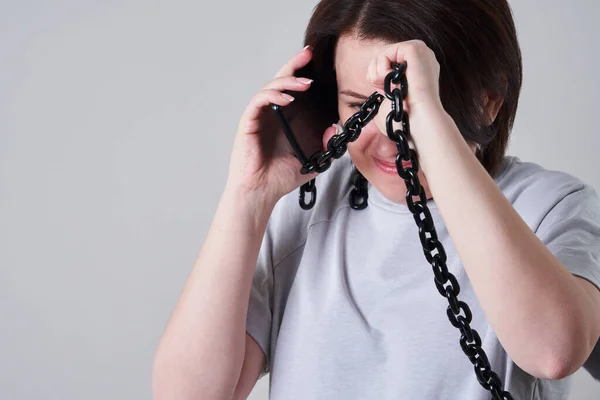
top-left (1, 0), bottom-right (598, 399)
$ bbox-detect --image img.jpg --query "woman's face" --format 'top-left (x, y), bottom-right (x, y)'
top-left (333, 34), bottom-right (477, 205)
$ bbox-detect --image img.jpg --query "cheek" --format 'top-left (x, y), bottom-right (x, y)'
top-left (347, 126), bottom-right (379, 161)
top-left (336, 105), bottom-right (354, 125)
top-left (337, 105), bottom-right (391, 164)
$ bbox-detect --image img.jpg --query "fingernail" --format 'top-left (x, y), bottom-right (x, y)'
top-left (281, 93), bottom-right (295, 101)
top-left (296, 77), bottom-right (313, 84)
top-left (302, 45), bottom-right (312, 52)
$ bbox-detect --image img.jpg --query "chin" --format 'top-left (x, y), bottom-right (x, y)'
top-left (375, 179), bottom-right (408, 204)
top-left (349, 148), bottom-right (431, 204)
top-left (366, 161), bottom-right (431, 205)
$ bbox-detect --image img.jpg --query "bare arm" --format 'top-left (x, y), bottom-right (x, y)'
top-left (411, 105), bottom-right (600, 380)
top-left (231, 334), bottom-right (269, 400)
top-left (152, 44), bottom-right (323, 399)
top-left (152, 186), bottom-right (274, 400)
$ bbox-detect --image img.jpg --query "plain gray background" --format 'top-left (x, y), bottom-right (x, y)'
top-left (1, 0), bottom-right (599, 399)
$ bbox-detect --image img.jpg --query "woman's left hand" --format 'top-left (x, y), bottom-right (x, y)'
top-left (367, 40), bottom-right (448, 139)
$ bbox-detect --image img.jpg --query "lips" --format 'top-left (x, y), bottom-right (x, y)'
top-left (374, 157), bottom-right (412, 168)
top-left (373, 157), bottom-right (412, 174)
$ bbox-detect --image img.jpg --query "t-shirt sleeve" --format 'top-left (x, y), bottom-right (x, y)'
top-left (534, 182), bottom-right (600, 380)
top-left (244, 190), bottom-right (309, 380)
top-left (245, 226), bottom-right (275, 380)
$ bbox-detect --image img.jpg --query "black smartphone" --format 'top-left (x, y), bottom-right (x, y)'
top-left (271, 59), bottom-right (339, 169)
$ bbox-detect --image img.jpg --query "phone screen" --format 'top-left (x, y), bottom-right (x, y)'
top-left (273, 60), bottom-right (339, 165)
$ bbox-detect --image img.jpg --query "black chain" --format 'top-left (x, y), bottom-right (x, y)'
top-left (298, 90), bottom-right (384, 209)
top-left (299, 178), bottom-right (316, 210)
top-left (349, 167), bottom-right (369, 210)
top-left (295, 62), bottom-right (514, 400)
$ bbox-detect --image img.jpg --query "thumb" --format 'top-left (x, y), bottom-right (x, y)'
top-left (322, 123), bottom-right (340, 151)
top-left (374, 98), bottom-right (392, 137)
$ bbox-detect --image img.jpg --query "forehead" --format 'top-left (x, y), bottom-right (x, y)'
top-left (334, 35), bottom-right (389, 88)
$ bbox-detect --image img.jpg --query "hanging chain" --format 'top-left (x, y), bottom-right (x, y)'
top-left (299, 178), bottom-right (316, 210)
top-left (295, 62), bottom-right (514, 400)
top-left (298, 89), bottom-right (384, 208)
top-left (349, 166), bottom-right (369, 210)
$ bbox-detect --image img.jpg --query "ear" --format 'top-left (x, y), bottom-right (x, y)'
top-left (483, 89), bottom-right (504, 125)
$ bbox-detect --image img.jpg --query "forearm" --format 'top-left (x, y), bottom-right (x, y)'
top-left (153, 186), bottom-right (274, 400)
top-left (412, 106), bottom-right (593, 379)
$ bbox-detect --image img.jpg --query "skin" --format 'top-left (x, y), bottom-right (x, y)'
top-left (333, 34), bottom-right (436, 204)
top-left (153, 38), bottom-right (600, 400)
top-left (330, 34), bottom-right (486, 204)
top-left (326, 33), bottom-right (600, 380)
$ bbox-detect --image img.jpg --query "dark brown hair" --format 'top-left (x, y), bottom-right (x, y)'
top-left (303, 0), bottom-right (523, 178)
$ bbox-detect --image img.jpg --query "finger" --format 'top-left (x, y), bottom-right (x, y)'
top-left (367, 59), bottom-right (386, 96)
top-left (262, 75), bottom-right (313, 93)
top-left (321, 123), bottom-right (340, 152)
top-left (240, 89), bottom-right (295, 132)
top-left (274, 45), bottom-right (313, 79)
top-left (373, 98), bottom-right (392, 135)
top-left (368, 40), bottom-right (420, 87)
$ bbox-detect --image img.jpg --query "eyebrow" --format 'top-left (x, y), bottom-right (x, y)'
top-left (340, 90), bottom-right (370, 100)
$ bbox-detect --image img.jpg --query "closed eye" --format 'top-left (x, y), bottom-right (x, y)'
top-left (347, 102), bottom-right (363, 109)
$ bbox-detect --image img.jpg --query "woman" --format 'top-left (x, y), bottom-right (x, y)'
top-left (153, 0), bottom-right (600, 399)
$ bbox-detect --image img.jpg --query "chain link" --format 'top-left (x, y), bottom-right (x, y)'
top-left (293, 61), bottom-right (514, 399)
top-left (349, 167), bottom-right (369, 210)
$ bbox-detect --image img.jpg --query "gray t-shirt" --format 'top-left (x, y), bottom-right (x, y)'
top-left (245, 151), bottom-right (600, 399)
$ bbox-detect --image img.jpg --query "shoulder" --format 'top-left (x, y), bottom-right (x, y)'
top-left (265, 151), bottom-right (355, 265)
top-left (495, 155), bottom-right (600, 228)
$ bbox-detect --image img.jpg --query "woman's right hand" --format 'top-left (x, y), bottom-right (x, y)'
top-left (225, 45), bottom-right (338, 208)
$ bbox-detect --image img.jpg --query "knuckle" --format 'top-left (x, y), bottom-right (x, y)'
top-left (282, 75), bottom-right (297, 85)
top-left (410, 40), bottom-right (427, 53)
top-left (264, 88), bottom-right (279, 98)
top-left (261, 80), bottom-right (275, 91)
top-left (406, 39), bottom-right (425, 50)
top-left (254, 89), bottom-right (271, 103)
top-left (405, 44), bottom-right (418, 57)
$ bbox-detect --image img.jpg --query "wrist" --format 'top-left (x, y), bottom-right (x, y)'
top-left (410, 97), bottom-right (447, 121)
top-left (410, 99), bottom-right (455, 140)
top-left (221, 184), bottom-right (277, 229)
top-left (407, 100), bottom-right (456, 171)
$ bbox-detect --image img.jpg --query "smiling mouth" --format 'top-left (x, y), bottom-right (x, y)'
top-left (373, 157), bottom-right (413, 174)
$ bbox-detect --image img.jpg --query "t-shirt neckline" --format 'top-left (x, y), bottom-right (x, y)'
top-left (367, 184), bottom-right (438, 214)
top-left (366, 155), bottom-right (516, 214)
